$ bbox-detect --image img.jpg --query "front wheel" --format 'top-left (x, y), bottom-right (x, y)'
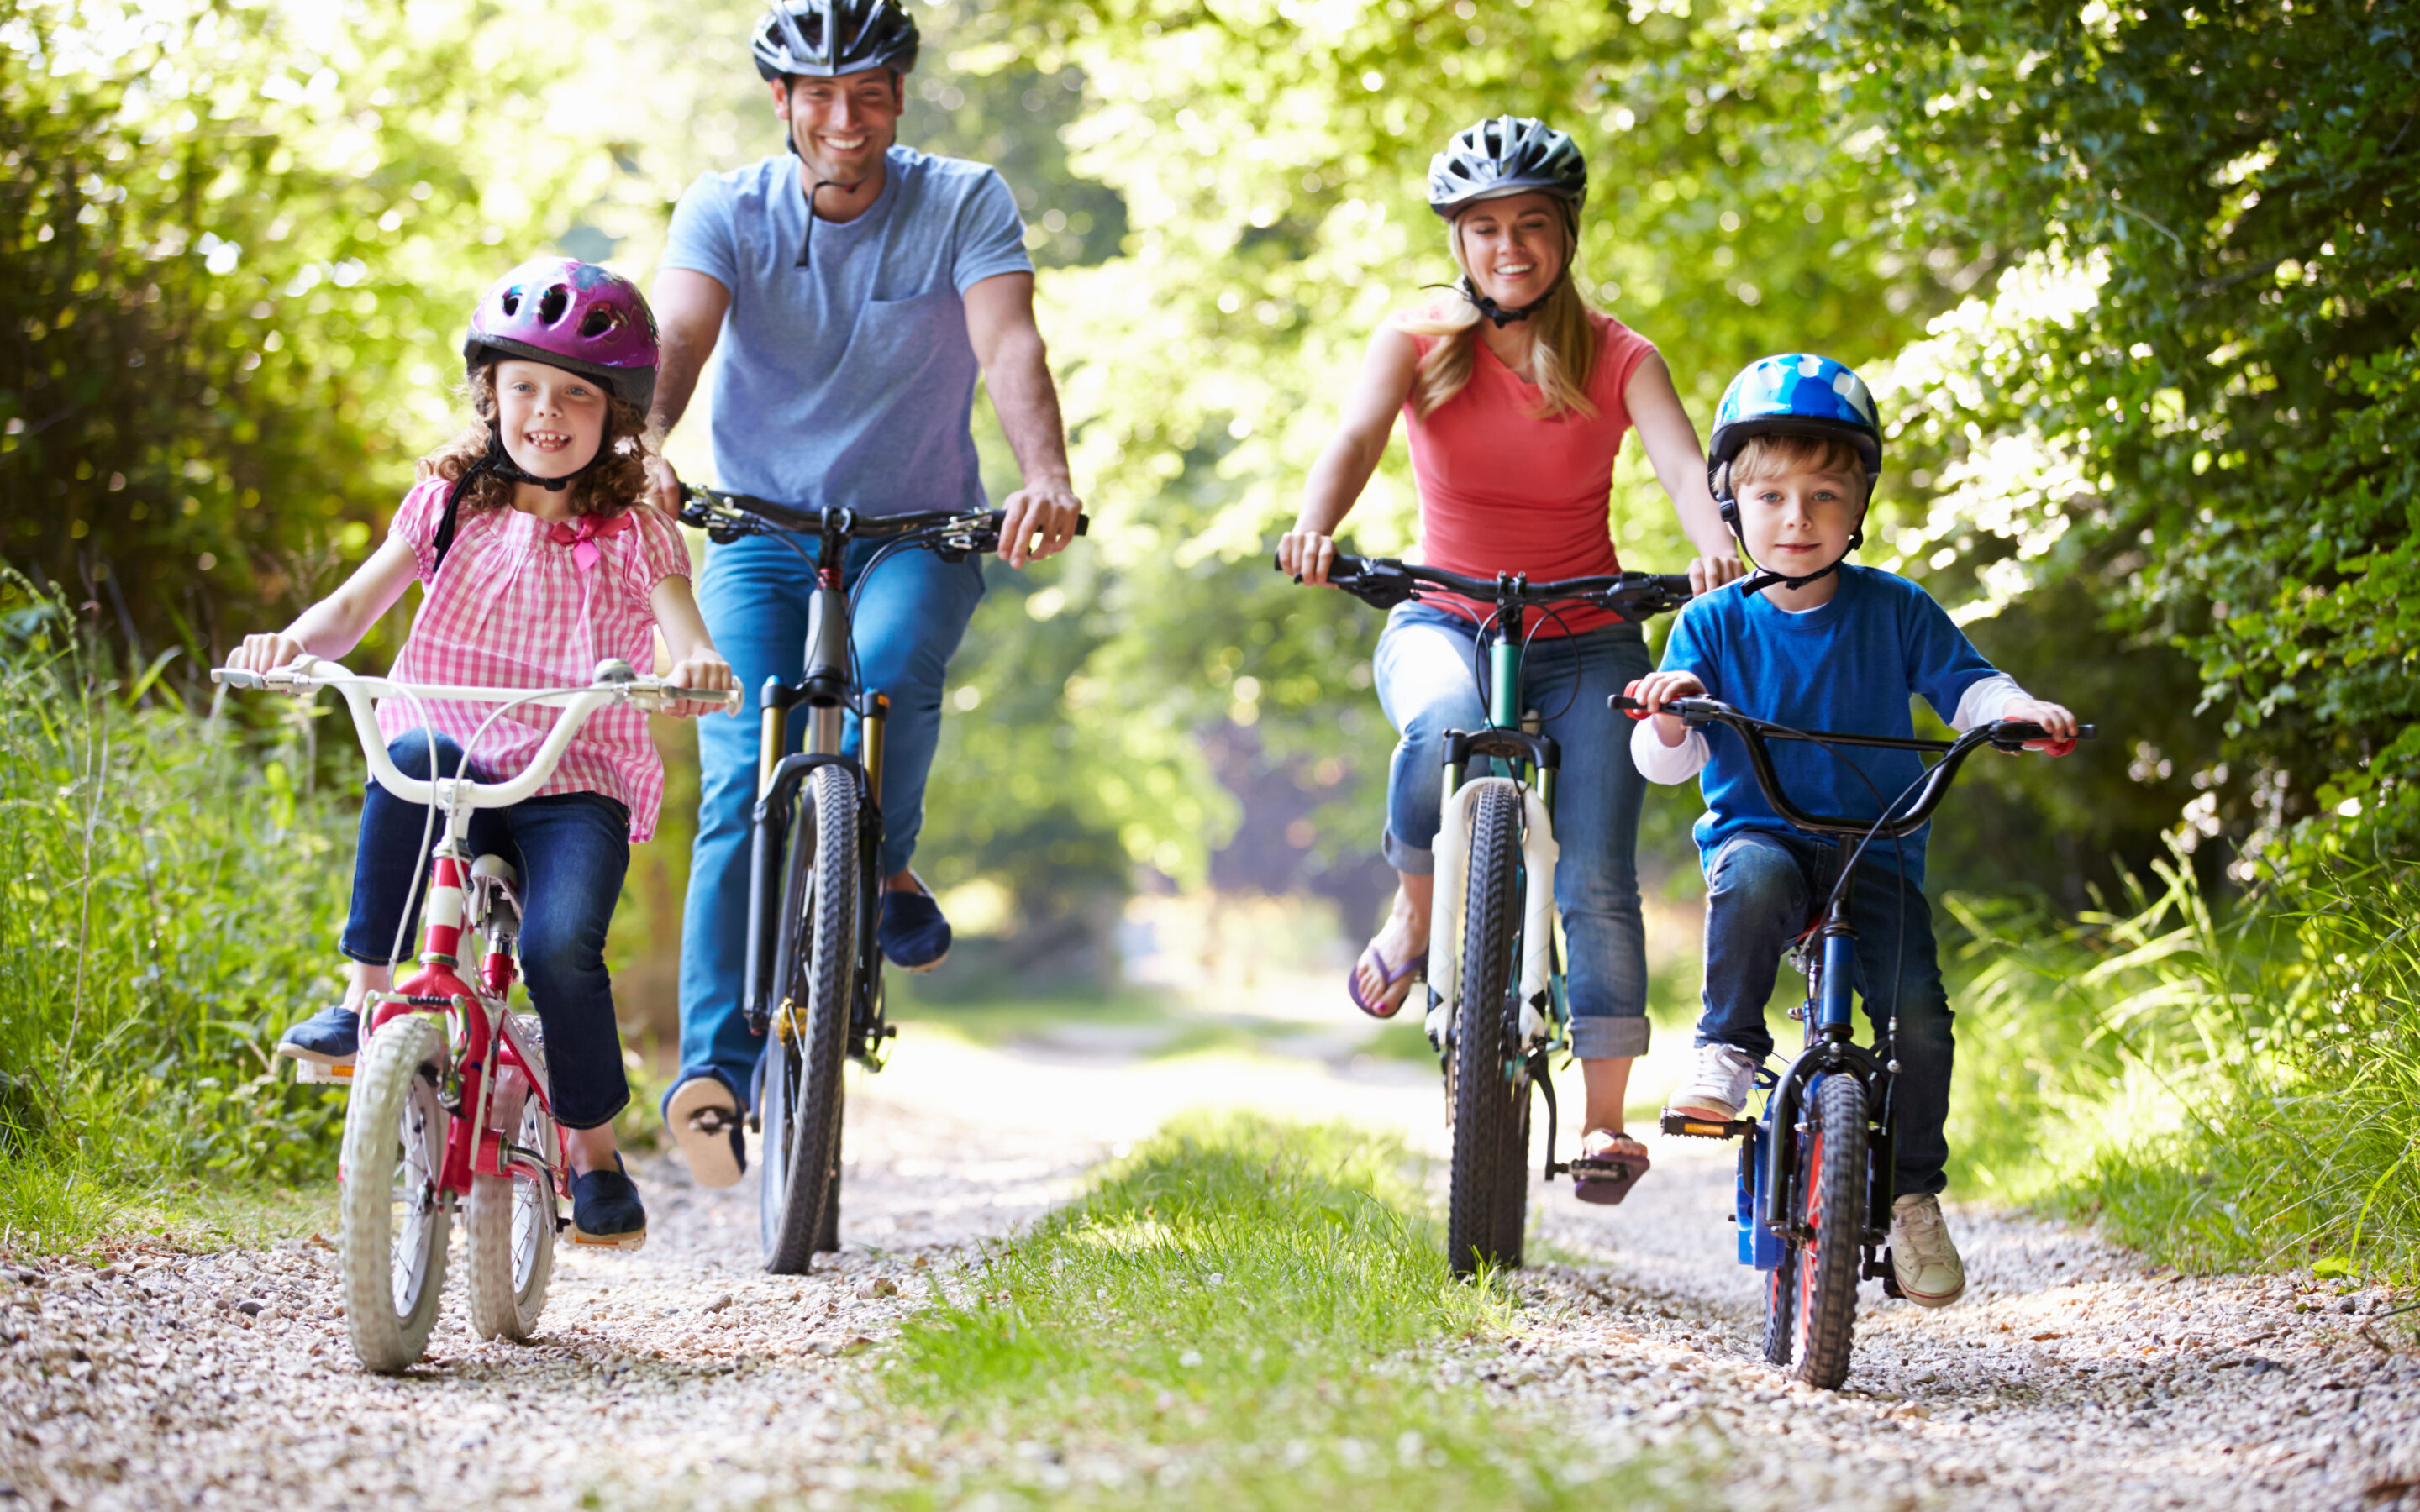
top-left (466, 1023), bottom-right (556, 1342)
top-left (1446, 782), bottom-right (1526, 1279)
top-left (339, 1013), bottom-right (453, 1373)
top-left (1791, 1072), bottom-right (1867, 1389)
top-left (760, 764), bottom-right (860, 1274)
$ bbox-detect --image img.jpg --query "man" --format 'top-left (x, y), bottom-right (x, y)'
top-left (648, 0), bottom-right (1083, 1187)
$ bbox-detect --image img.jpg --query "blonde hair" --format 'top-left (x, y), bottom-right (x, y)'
top-left (419, 365), bottom-right (655, 521)
top-left (1400, 207), bottom-right (1597, 421)
top-left (1726, 434), bottom-right (1872, 499)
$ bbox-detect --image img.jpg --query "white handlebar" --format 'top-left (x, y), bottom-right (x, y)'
top-left (211, 657), bottom-right (740, 811)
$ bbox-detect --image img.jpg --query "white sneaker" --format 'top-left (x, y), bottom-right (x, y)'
top-left (1665, 1043), bottom-right (1760, 1122)
top-left (1889, 1193), bottom-right (1967, 1307)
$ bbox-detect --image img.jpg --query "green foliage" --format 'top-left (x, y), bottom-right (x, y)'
top-left (0, 0), bottom-right (600, 670)
top-left (0, 580), bottom-right (350, 1249)
top-left (1825, 0), bottom-right (2420, 869)
top-left (880, 1113), bottom-right (1685, 1509)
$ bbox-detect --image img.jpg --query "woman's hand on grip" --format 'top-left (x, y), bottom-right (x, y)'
top-left (1277, 529), bottom-right (1339, 586)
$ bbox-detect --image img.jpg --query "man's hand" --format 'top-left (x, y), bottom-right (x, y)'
top-left (2002, 696), bottom-right (2081, 754)
top-left (229, 632), bottom-right (308, 675)
top-left (997, 480), bottom-right (1081, 569)
top-left (1686, 551), bottom-right (1746, 596)
top-left (1627, 670), bottom-right (1707, 748)
top-left (663, 649), bottom-right (737, 719)
top-left (644, 453), bottom-right (684, 517)
top-left (1276, 528), bottom-right (1339, 586)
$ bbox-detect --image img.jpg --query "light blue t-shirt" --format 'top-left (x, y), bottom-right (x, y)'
top-left (661, 145), bottom-right (1033, 516)
top-left (1658, 566), bottom-right (1998, 885)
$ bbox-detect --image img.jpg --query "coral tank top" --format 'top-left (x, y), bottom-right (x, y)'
top-left (1401, 310), bottom-right (1659, 634)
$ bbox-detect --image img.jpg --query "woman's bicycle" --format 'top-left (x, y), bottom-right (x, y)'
top-left (1283, 552), bottom-right (1692, 1277)
top-left (1611, 692), bottom-right (2092, 1388)
top-left (213, 657), bottom-right (738, 1372)
top-left (676, 486), bottom-right (1087, 1275)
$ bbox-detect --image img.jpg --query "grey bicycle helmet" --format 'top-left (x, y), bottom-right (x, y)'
top-left (752, 0), bottom-right (919, 81)
top-left (1428, 116), bottom-right (1588, 222)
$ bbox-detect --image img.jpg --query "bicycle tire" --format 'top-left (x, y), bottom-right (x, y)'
top-left (465, 1029), bottom-right (555, 1343)
top-left (1791, 1072), bottom-right (1866, 1389)
top-left (1447, 782), bottom-right (1524, 1279)
top-left (1488, 1074), bottom-right (1531, 1268)
top-left (339, 1013), bottom-right (452, 1373)
top-left (760, 764), bottom-right (860, 1274)
top-left (1760, 1241), bottom-right (1797, 1368)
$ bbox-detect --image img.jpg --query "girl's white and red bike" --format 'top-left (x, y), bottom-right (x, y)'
top-left (213, 656), bottom-right (737, 1372)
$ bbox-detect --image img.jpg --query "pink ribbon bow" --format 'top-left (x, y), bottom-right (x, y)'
top-left (546, 511), bottom-right (635, 573)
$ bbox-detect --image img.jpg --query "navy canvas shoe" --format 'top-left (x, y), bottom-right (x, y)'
top-left (570, 1154), bottom-right (647, 1250)
top-left (276, 1004), bottom-right (360, 1065)
top-left (878, 882), bottom-right (952, 973)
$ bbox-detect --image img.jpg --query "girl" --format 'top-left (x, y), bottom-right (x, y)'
top-left (1277, 117), bottom-right (1743, 1203)
top-left (229, 258), bottom-right (735, 1247)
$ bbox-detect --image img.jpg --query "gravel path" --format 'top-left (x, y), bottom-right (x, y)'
top-left (3, 1032), bottom-right (2412, 1511)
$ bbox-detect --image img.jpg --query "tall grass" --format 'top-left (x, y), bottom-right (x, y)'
top-left (0, 586), bottom-right (353, 1252)
top-left (1941, 853), bottom-right (2420, 1278)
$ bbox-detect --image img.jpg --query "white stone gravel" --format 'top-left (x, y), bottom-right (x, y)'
top-left (1, 1033), bottom-right (2412, 1510)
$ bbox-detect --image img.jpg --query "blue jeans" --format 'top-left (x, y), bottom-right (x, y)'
top-left (340, 732), bottom-right (633, 1131)
top-left (1697, 829), bottom-right (1955, 1196)
top-left (1371, 605), bottom-right (1655, 1059)
top-left (676, 531), bottom-right (986, 1108)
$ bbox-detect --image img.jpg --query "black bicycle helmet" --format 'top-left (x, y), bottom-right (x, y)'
top-left (752, 0), bottom-right (919, 81)
top-left (1428, 116), bottom-right (1588, 222)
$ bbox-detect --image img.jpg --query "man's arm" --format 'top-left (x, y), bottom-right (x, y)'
top-left (643, 269), bottom-right (734, 512)
top-left (963, 271), bottom-right (1081, 568)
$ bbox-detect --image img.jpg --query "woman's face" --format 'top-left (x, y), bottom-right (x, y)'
top-left (1455, 192), bottom-right (1567, 309)
top-left (492, 359), bottom-right (610, 480)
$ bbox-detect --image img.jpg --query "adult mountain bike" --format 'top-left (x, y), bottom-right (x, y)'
top-left (1612, 692), bottom-right (2092, 1389)
top-left (1284, 553), bottom-right (1691, 1278)
top-left (213, 657), bottom-right (737, 1372)
top-left (679, 486), bottom-right (1088, 1275)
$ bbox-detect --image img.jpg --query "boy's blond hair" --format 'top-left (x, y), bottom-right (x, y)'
top-left (1725, 433), bottom-right (1870, 497)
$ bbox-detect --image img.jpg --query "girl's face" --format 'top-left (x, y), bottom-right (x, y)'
top-left (1734, 466), bottom-right (1868, 573)
top-left (1455, 192), bottom-right (1568, 309)
top-left (492, 359), bottom-right (609, 480)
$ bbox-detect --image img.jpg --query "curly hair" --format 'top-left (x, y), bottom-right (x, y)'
top-left (418, 364), bottom-right (654, 519)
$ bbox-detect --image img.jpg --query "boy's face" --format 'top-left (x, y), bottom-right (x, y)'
top-left (1733, 466), bottom-right (1866, 575)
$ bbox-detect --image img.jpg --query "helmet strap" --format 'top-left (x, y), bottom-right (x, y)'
top-left (1717, 468), bottom-right (1869, 594)
top-left (796, 177), bottom-right (862, 270)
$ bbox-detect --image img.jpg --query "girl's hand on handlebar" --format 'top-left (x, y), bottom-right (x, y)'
top-left (229, 632), bottom-right (308, 675)
top-left (1686, 551), bottom-right (1747, 596)
top-left (1276, 529), bottom-right (1339, 586)
top-left (662, 649), bottom-right (736, 718)
top-left (1624, 671), bottom-right (1706, 747)
top-left (2003, 696), bottom-right (2080, 754)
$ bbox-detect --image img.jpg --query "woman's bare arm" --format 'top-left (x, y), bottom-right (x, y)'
top-left (1624, 352), bottom-right (1745, 594)
top-left (1276, 323), bottom-right (1421, 585)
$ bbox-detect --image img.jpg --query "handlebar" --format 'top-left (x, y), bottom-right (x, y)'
top-left (678, 485), bottom-right (1090, 557)
top-left (1607, 693), bottom-right (2096, 839)
top-left (1275, 550), bottom-right (1692, 625)
top-left (213, 658), bottom-right (741, 811)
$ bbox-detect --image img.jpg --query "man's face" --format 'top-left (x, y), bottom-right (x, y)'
top-left (772, 67), bottom-right (903, 185)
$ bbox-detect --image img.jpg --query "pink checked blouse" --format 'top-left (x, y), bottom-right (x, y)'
top-left (377, 478), bottom-right (693, 842)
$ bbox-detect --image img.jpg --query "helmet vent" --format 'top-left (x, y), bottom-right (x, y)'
top-left (499, 288), bottom-right (522, 316)
top-left (579, 304), bottom-right (621, 339)
top-left (538, 285), bottom-right (571, 325)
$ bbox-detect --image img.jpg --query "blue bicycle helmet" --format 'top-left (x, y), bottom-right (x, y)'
top-left (1708, 354), bottom-right (1883, 590)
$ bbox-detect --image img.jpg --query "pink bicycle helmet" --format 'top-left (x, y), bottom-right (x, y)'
top-left (463, 258), bottom-right (660, 413)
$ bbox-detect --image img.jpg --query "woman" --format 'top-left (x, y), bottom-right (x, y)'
top-left (1278, 115), bottom-right (1742, 1201)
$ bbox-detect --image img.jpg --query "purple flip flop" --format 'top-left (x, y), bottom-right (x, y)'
top-left (1570, 1132), bottom-right (1652, 1205)
top-left (1347, 942), bottom-right (1425, 1020)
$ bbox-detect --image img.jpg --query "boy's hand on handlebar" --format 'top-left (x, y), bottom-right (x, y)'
top-left (229, 632), bottom-right (308, 675)
top-left (997, 480), bottom-right (1082, 568)
top-left (1686, 552), bottom-right (1747, 596)
top-left (2003, 696), bottom-right (2080, 754)
top-left (1276, 529), bottom-right (1339, 586)
top-left (662, 650), bottom-right (737, 718)
top-left (1624, 671), bottom-right (1706, 747)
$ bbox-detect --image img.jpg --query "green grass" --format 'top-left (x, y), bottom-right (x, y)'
top-left (870, 1114), bottom-right (1688, 1509)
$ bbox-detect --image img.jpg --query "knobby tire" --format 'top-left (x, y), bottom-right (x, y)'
top-left (760, 764), bottom-right (860, 1275)
top-left (1448, 783), bottom-right (1525, 1279)
top-left (1792, 1072), bottom-right (1866, 1389)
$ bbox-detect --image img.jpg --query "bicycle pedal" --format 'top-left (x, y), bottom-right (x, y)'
top-left (292, 1058), bottom-right (355, 1086)
top-left (568, 1226), bottom-right (648, 1252)
top-left (1660, 1110), bottom-right (1753, 1141)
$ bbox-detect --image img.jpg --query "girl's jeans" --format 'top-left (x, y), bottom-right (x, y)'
top-left (339, 732), bottom-right (633, 1131)
top-left (1372, 604), bottom-right (1655, 1059)
top-left (1696, 829), bottom-right (1955, 1198)
top-left (677, 532), bottom-right (986, 1110)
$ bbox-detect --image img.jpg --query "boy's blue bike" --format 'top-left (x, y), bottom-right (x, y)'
top-left (1611, 693), bottom-right (2091, 1388)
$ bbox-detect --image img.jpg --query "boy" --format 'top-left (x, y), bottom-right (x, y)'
top-left (1628, 354), bottom-right (2078, 1307)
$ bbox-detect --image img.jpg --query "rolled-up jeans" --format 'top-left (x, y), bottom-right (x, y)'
top-left (1696, 828), bottom-right (1955, 1197)
top-left (676, 530), bottom-right (986, 1111)
top-left (339, 732), bottom-right (634, 1131)
top-left (1371, 603), bottom-right (1654, 1059)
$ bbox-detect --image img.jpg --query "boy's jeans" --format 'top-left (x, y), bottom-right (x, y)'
top-left (676, 531), bottom-right (986, 1112)
top-left (340, 732), bottom-right (633, 1131)
top-left (1697, 829), bottom-right (1955, 1197)
top-left (1372, 603), bottom-right (1655, 1059)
